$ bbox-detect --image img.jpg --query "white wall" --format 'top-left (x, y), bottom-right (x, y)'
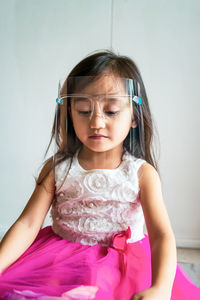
top-left (0, 0), bottom-right (200, 248)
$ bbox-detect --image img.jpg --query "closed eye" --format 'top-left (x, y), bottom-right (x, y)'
top-left (78, 110), bottom-right (91, 115)
top-left (105, 111), bottom-right (119, 115)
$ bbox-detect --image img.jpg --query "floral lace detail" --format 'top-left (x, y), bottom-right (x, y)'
top-left (51, 150), bottom-right (146, 246)
top-left (83, 172), bottom-right (111, 193)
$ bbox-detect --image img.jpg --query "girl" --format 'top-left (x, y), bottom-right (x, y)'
top-left (0, 50), bottom-right (199, 300)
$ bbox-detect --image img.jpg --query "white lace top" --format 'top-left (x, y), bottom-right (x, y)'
top-left (50, 149), bottom-right (146, 246)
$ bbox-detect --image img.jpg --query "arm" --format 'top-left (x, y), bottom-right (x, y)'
top-left (0, 160), bottom-right (55, 274)
top-left (132, 163), bottom-right (177, 300)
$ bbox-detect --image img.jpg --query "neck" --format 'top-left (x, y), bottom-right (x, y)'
top-left (78, 145), bottom-right (125, 170)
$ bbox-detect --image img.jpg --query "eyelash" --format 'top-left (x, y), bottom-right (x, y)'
top-left (106, 111), bottom-right (119, 115)
top-left (78, 110), bottom-right (119, 116)
top-left (78, 111), bottom-right (91, 115)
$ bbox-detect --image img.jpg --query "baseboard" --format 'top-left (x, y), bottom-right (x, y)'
top-left (176, 238), bottom-right (200, 249)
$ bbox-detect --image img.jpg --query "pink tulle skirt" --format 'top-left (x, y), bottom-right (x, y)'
top-left (0, 226), bottom-right (199, 300)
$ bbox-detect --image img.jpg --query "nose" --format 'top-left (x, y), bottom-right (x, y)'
top-left (90, 101), bottom-right (105, 129)
top-left (89, 112), bottom-right (106, 129)
top-left (89, 101), bottom-right (106, 129)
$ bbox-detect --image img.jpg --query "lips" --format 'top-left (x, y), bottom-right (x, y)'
top-left (89, 134), bottom-right (108, 138)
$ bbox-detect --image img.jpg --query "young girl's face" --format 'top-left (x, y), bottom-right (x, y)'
top-left (70, 74), bottom-right (135, 153)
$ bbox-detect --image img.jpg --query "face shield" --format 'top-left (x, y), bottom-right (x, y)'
top-left (53, 75), bottom-right (144, 167)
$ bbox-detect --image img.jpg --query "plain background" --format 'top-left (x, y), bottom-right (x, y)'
top-left (0, 0), bottom-right (200, 248)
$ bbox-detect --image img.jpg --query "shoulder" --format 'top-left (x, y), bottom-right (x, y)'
top-left (137, 162), bottom-right (164, 222)
top-left (136, 162), bottom-right (175, 241)
top-left (137, 161), bottom-right (161, 191)
top-left (37, 157), bottom-right (55, 194)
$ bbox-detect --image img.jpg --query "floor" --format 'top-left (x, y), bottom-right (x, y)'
top-left (177, 247), bottom-right (200, 263)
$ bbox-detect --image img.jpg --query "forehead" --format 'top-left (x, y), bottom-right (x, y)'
top-left (77, 75), bottom-right (126, 95)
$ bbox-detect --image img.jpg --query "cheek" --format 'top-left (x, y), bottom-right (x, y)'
top-left (117, 114), bottom-right (132, 136)
top-left (111, 121), bottom-right (131, 139)
top-left (119, 111), bottom-right (132, 128)
top-left (72, 116), bottom-right (87, 137)
top-left (71, 111), bottom-right (80, 127)
top-left (71, 113), bottom-right (79, 133)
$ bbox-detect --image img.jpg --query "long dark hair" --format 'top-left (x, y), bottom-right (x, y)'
top-left (34, 50), bottom-right (160, 188)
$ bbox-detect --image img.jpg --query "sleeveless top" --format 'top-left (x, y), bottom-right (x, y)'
top-left (50, 149), bottom-right (146, 246)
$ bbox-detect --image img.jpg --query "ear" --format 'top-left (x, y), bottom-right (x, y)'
top-left (131, 120), bottom-right (137, 128)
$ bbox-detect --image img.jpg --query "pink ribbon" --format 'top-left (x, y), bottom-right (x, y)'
top-left (112, 226), bottom-right (131, 276)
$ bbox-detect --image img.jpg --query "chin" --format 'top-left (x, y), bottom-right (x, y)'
top-left (82, 141), bottom-right (122, 153)
top-left (86, 145), bottom-right (110, 153)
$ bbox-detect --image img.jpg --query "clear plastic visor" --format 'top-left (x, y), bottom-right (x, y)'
top-left (53, 75), bottom-right (144, 173)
